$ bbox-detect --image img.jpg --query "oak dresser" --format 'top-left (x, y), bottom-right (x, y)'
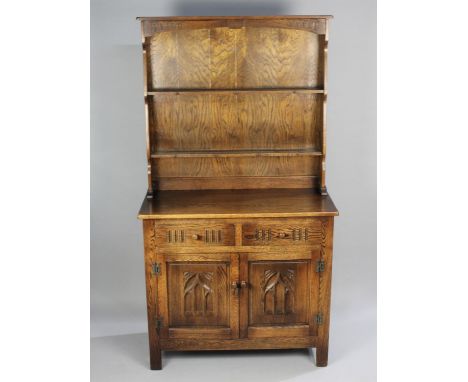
top-left (136, 15), bottom-right (338, 370)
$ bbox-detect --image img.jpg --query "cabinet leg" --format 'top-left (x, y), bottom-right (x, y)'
top-left (315, 346), bottom-right (328, 367)
top-left (148, 326), bottom-right (161, 370)
top-left (149, 346), bottom-right (162, 370)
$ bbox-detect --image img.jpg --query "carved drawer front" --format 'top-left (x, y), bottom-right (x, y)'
top-left (155, 222), bottom-right (235, 246)
top-left (242, 219), bottom-right (324, 246)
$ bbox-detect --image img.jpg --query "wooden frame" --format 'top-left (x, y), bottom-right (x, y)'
top-left (137, 15), bottom-right (338, 370)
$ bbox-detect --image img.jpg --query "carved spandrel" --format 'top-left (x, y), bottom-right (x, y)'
top-left (261, 269), bottom-right (296, 315)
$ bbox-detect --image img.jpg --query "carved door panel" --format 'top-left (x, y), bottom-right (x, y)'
top-left (156, 253), bottom-right (239, 339)
top-left (239, 251), bottom-right (321, 339)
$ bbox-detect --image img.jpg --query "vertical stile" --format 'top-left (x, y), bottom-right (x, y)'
top-left (320, 21), bottom-right (329, 195)
top-left (141, 23), bottom-right (153, 198)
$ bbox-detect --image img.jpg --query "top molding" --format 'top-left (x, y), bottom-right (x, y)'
top-left (136, 15), bottom-right (333, 21)
top-left (138, 15), bottom-right (332, 37)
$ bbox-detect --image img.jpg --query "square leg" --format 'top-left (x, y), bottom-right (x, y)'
top-left (315, 346), bottom-right (328, 367)
top-left (149, 346), bottom-right (162, 370)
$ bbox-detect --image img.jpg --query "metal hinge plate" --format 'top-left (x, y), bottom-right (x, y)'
top-left (316, 260), bottom-right (325, 273)
top-left (156, 317), bottom-right (163, 330)
top-left (315, 313), bottom-right (324, 325)
top-left (151, 263), bottom-right (161, 276)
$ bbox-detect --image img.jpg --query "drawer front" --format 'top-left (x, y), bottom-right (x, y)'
top-left (155, 222), bottom-right (235, 246)
top-left (242, 219), bottom-right (323, 246)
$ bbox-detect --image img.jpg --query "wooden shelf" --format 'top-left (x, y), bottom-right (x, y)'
top-left (151, 148), bottom-right (323, 159)
top-left (138, 189), bottom-right (338, 219)
top-left (147, 88), bottom-right (325, 95)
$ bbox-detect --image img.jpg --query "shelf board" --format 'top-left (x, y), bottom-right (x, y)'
top-left (147, 88), bottom-right (325, 95)
top-left (151, 148), bottom-right (323, 159)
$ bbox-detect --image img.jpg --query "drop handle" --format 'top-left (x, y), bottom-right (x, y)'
top-left (240, 281), bottom-right (248, 289)
top-left (231, 281), bottom-right (240, 296)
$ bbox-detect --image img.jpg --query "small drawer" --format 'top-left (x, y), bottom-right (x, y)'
top-left (155, 222), bottom-right (235, 246)
top-left (242, 219), bottom-right (323, 246)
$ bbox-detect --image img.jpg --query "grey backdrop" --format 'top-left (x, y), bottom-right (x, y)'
top-left (91, 0), bottom-right (376, 346)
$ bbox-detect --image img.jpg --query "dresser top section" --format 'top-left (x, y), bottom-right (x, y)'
top-left (138, 189), bottom-right (338, 219)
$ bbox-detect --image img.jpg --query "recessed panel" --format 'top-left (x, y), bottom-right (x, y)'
top-left (149, 27), bottom-right (324, 89)
top-left (167, 262), bottom-right (230, 327)
top-left (249, 261), bottom-right (309, 326)
top-left (153, 156), bottom-right (321, 178)
top-left (151, 92), bottom-right (323, 151)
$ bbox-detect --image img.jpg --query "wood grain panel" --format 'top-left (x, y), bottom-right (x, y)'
top-left (168, 327), bottom-right (231, 339)
top-left (239, 253), bottom-right (249, 338)
top-left (237, 27), bottom-right (322, 88)
top-left (249, 261), bottom-right (309, 326)
top-left (148, 32), bottom-right (178, 88)
top-left (148, 27), bottom-right (323, 89)
top-left (155, 254), bottom-right (169, 339)
top-left (316, 217), bottom-right (334, 365)
top-left (229, 253), bottom-right (240, 339)
top-left (142, 220), bottom-right (161, 369)
top-left (138, 189), bottom-right (339, 219)
top-left (210, 27), bottom-right (237, 88)
top-left (153, 156), bottom-right (321, 178)
top-left (247, 325), bottom-right (310, 338)
top-left (150, 92), bottom-right (323, 151)
top-left (177, 29), bottom-right (211, 88)
top-left (167, 263), bottom-right (229, 327)
top-left (237, 92), bottom-right (322, 150)
top-left (152, 148), bottom-right (322, 158)
top-left (155, 176), bottom-right (319, 190)
top-left (159, 336), bottom-right (318, 351)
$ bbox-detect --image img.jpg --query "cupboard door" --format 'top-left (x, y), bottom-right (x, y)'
top-left (156, 253), bottom-right (239, 339)
top-left (239, 251), bottom-right (320, 338)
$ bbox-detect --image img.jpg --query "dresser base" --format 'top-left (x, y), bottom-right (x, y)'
top-left (148, 337), bottom-right (328, 369)
top-left (140, 190), bottom-right (337, 371)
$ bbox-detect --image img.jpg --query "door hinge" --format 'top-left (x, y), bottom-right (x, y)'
top-left (315, 313), bottom-right (324, 325)
top-left (156, 317), bottom-right (163, 330)
top-left (151, 262), bottom-right (161, 276)
top-left (316, 260), bottom-right (325, 273)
